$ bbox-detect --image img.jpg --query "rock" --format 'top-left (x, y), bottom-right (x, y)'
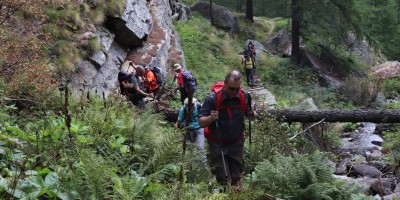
top-left (365, 150), bottom-right (383, 161)
top-left (382, 193), bottom-right (400, 200)
top-left (371, 178), bottom-right (395, 196)
top-left (191, 2), bottom-right (238, 33)
top-left (293, 98), bottom-right (318, 110)
top-left (333, 175), bottom-right (376, 193)
top-left (335, 158), bottom-right (351, 175)
top-left (344, 33), bottom-right (372, 65)
top-left (369, 161), bottom-right (391, 173)
top-left (370, 61), bottom-right (400, 80)
top-left (265, 28), bottom-right (291, 56)
top-left (105, 0), bottom-right (153, 47)
top-left (70, 61), bottom-right (98, 93)
top-left (353, 164), bottom-right (383, 178)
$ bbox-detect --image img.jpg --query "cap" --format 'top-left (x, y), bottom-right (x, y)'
top-left (173, 63), bottom-right (182, 70)
top-left (184, 97), bottom-right (197, 105)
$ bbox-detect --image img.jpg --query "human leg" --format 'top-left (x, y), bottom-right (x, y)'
top-left (245, 69), bottom-right (251, 85)
top-left (249, 68), bottom-right (255, 86)
top-left (227, 147), bottom-right (244, 189)
top-left (194, 128), bottom-right (207, 167)
top-left (179, 89), bottom-right (188, 105)
top-left (209, 148), bottom-right (229, 185)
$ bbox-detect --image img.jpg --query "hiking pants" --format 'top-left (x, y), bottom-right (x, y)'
top-left (245, 68), bottom-right (254, 85)
top-left (188, 128), bottom-right (207, 167)
top-left (209, 145), bottom-right (244, 185)
top-left (127, 93), bottom-right (145, 109)
top-left (179, 88), bottom-right (188, 105)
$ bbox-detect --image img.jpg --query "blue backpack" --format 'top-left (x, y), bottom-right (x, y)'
top-left (181, 71), bottom-right (197, 93)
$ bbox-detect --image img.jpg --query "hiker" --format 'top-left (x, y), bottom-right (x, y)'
top-left (119, 65), bottom-right (154, 108)
top-left (242, 55), bottom-right (255, 86)
top-left (198, 70), bottom-right (256, 191)
top-left (244, 42), bottom-right (256, 66)
top-left (173, 63), bottom-right (197, 105)
top-left (142, 64), bottom-right (160, 96)
top-left (176, 97), bottom-right (207, 167)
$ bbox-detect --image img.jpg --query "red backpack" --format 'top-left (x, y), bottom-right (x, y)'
top-left (204, 81), bottom-right (247, 144)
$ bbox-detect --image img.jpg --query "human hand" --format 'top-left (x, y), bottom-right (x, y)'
top-left (210, 110), bottom-right (219, 121)
top-left (247, 106), bottom-right (255, 117)
top-left (121, 81), bottom-right (130, 88)
top-left (147, 93), bottom-right (154, 98)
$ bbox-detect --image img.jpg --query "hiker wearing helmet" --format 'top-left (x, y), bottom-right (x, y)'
top-left (176, 97), bottom-right (207, 167)
top-left (198, 70), bottom-right (256, 191)
top-left (120, 65), bottom-right (154, 108)
top-left (142, 64), bottom-right (160, 96)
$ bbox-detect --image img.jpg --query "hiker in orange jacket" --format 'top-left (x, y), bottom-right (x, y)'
top-left (142, 64), bottom-right (160, 96)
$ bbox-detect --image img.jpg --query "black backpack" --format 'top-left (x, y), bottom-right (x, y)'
top-left (181, 71), bottom-right (197, 93)
top-left (149, 65), bottom-right (164, 85)
top-left (244, 45), bottom-right (254, 58)
top-left (118, 71), bottom-right (135, 95)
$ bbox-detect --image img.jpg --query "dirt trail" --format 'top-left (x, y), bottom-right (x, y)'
top-left (254, 17), bottom-right (276, 40)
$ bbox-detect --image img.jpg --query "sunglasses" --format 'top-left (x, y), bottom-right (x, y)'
top-left (228, 86), bottom-right (241, 91)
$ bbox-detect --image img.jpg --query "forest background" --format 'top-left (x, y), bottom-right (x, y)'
top-left (0, 0), bottom-right (400, 199)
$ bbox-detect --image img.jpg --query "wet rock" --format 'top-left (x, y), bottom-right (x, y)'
top-left (335, 158), bottom-right (351, 175)
top-left (352, 164), bottom-right (383, 178)
top-left (369, 161), bottom-right (391, 173)
top-left (371, 178), bottom-right (395, 196)
top-left (365, 150), bottom-right (383, 161)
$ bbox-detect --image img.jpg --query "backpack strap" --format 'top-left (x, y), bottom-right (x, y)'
top-left (215, 89), bottom-right (247, 118)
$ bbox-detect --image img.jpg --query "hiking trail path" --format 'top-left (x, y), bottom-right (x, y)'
top-left (247, 18), bottom-right (277, 110)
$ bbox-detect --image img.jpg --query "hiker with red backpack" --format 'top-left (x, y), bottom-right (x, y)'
top-left (198, 70), bottom-right (256, 191)
top-left (118, 65), bottom-right (154, 108)
top-left (176, 97), bottom-right (207, 167)
top-left (173, 63), bottom-right (197, 105)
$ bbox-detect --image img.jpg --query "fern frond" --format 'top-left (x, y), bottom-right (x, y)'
top-left (70, 149), bottom-right (114, 199)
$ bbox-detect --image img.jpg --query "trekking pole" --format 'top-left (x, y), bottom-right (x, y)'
top-left (216, 121), bottom-right (228, 189)
top-left (247, 92), bottom-right (253, 185)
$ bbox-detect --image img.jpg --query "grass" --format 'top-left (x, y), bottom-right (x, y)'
top-left (176, 12), bottom-right (344, 109)
top-left (175, 13), bottom-right (244, 100)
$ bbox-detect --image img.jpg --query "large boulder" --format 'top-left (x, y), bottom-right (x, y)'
top-left (265, 28), bottom-right (291, 56)
top-left (370, 61), bottom-right (400, 80)
top-left (191, 2), bottom-right (237, 33)
top-left (105, 0), bottom-right (153, 47)
top-left (345, 33), bottom-right (372, 65)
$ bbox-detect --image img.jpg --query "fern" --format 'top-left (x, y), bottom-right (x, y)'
top-left (71, 149), bottom-right (114, 199)
top-left (253, 151), bottom-right (357, 199)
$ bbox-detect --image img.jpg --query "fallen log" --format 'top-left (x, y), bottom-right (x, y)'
top-left (156, 107), bottom-right (400, 123)
top-left (267, 109), bottom-right (400, 123)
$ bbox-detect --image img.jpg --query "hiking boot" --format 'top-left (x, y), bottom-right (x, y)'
top-left (231, 178), bottom-right (244, 192)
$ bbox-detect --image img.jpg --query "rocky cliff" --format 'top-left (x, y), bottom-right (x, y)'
top-left (70, 0), bottom-right (186, 97)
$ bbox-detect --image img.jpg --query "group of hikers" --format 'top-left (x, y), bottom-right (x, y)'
top-left (117, 42), bottom-right (257, 191)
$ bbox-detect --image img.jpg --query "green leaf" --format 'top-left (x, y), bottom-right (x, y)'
top-left (36, 167), bottom-right (52, 176)
top-left (77, 135), bottom-right (87, 143)
top-left (25, 170), bottom-right (38, 176)
top-left (44, 172), bottom-right (59, 188)
top-left (116, 136), bottom-right (125, 144)
top-left (20, 190), bottom-right (40, 200)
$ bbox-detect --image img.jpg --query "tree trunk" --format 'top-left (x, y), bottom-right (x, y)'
top-left (236, 0), bottom-right (243, 12)
top-left (291, 0), bottom-right (301, 65)
top-left (158, 107), bottom-right (400, 124)
top-left (245, 0), bottom-right (254, 22)
top-left (209, 0), bottom-right (214, 25)
top-left (269, 109), bottom-right (400, 123)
